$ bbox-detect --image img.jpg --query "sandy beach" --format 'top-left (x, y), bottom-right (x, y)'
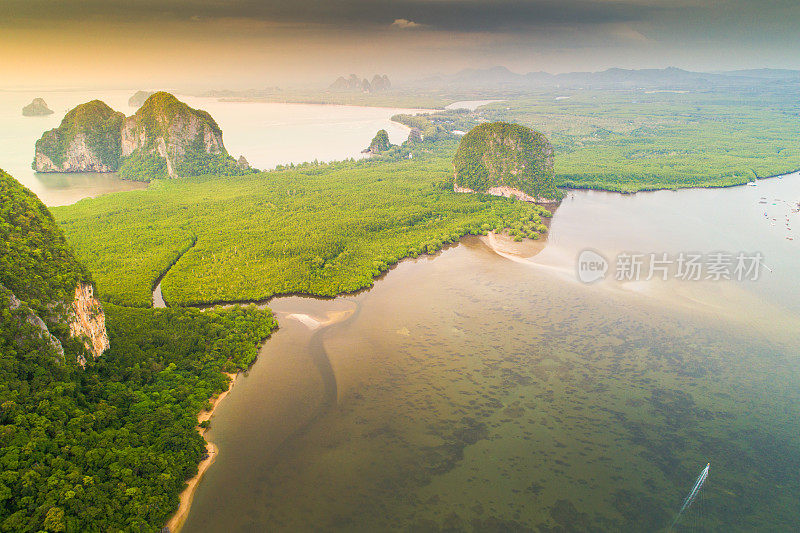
top-left (283, 308), bottom-right (355, 330)
top-left (165, 372), bottom-right (238, 533)
top-left (165, 307), bottom-right (355, 531)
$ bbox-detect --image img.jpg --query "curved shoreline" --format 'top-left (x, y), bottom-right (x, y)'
top-left (166, 371), bottom-right (237, 533)
top-left (156, 225), bottom-right (553, 532)
top-left (162, 234), bottom-right (547, 531)
top-left (153, 236), bottom-right (474, 310)
top-left (157, 231), bottom-right (552, 532)
top-left (559, 167), bottom-right (800, 195)
top-left (165, 306), bottom-right (359, 533)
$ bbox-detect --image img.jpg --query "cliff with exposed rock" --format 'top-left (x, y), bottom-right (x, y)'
top-left (33, 100), bottom-right (124, 173)
top-left (1, 169), bottom-right (108, 366)
top-left (119, 91), bottom-right (233, 179)
top-left (32, 92), bottom-right (255, 181)
top-left (69, 282), bottom-right (110, 363)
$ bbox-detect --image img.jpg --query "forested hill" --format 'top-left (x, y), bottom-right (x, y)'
top-left (0, 168), bottom-right (96, 361)
top-left (0, 170), bottom-right (277, 531)
top-left (453, 122), bottom-right (561, 201)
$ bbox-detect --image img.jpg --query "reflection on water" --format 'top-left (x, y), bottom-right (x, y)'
top-left (0, 90), bottom-right (148, 206)
top-left (0, 90), bottom-right (423, 206)
top-left (537, 174), bottom-right (800, 316)
top-left (177, 96), bottom-right (426, 171)
top-left (183, 176), bottom-right (800, 532)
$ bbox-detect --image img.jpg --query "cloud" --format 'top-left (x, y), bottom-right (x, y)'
top-left (2, 0), bottom-right (663, 33)
top-left (608, 23), bottom-right (650, 42)
top-left (391, 18), bottom-right (421, 30)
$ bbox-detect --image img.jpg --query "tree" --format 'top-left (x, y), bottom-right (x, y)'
top-left (368, 130), bottom-right (391, 153)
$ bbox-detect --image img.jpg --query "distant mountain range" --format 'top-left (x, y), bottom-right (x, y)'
top-left (329, 74), bottom-right (391, 93)
top-left (415, 66), bottom-right (800, 90)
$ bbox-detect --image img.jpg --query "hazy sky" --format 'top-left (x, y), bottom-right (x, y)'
top-left (3, 0), bottom-right (800, 89)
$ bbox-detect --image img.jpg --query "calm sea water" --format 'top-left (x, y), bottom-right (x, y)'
top-left (0, 90), bottom-right (423, 206)
top-left (183, 176), bottom-right (800, 532)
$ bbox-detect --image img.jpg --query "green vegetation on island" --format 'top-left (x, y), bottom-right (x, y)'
top-left (6, 80), bottom-right (800, 532)
top-left (0, 169), bottom-right (277, 532)
top-left (34, 100), bottom-right (125, 172)
top-left (489, 91), bottom-right (800, 192)
top-left (0, 299), bottom-right (276, 532)
top-left (394, 91), bottom-right (800, 192)
top-left (392, 108), bottom-right (478, 142)
top-left (54, 146), bottom-right (551, 308)
top-left (33, 92), bottom-right (256, 181)
top-left (366, 129), bottom-right (392, 153)
top-left (453, 122), bottom-right (561, 201)
top-left (118, 92), bottom-right (253, 181)
top-left (1, 169), bottom-right (92, 348)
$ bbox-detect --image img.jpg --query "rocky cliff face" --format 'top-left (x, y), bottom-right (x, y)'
top-left (5, 286), bottom-right (65, 359)
top-left (454, 184), bottom-right (560, 204)
top-left (3, 282), bottom-right (109, 366)
top-left (22, 97), bottom-right (54, 116)
top-left (1, 169), bottom-right (109, 366)
top-left (32, 93), bottom-right (250, 181)
top-left (452, 122), bottom-right (561, 202)
top-left (69, 282), bottom-right (110, 363)
top-left (120, 92), bottom-right (225, 178)
top-left (34, 133), bottom-right (118, 172)
top-left (33, 100), bottom-right (124, 173)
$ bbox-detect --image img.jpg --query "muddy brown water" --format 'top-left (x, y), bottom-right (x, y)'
top-left (180, 174), bottom-right (800, 532)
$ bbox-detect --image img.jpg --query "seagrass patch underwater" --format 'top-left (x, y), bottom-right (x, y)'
top-left (182, 218), bottom-right (800, 532)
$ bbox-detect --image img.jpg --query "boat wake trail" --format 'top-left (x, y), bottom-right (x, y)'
top-left (670, 463), bottom-right (710, 531)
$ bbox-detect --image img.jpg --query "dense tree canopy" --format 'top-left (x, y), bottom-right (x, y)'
top-left (367, 129), bottom-right (391, 153)
top-left (395, 91), bottom-right (800, 192)
top-left (453, 122), bottom-right (561, 200)
top-left (0, 302), bottom-right (276, 532)
top-left (1, 171), bottom-right (276, 531)
top-left (0, 169), bottom-right (92, 345)
top-left (55, 146), bottom-right (551, 308)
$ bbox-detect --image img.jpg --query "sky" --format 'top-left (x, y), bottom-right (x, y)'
top-left (2, 0), bottom-right (800, 89)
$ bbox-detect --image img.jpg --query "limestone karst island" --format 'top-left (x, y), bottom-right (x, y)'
top-left (2, 1), bottom-right (800, 532)
top-left (453, 122), bottom-right (562, 203)
top-left (33, 92), bottom-right (254, 180)
top-left (22, 98), bottom-right (54, 116)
